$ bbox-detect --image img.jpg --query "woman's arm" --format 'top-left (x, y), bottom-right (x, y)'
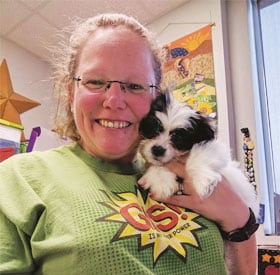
top-left (0, 211), bottom-right (34, 273)
top-left (224, 236), bottom-right (257, 275)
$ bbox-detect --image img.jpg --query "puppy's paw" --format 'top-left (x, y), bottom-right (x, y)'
top-left (186, 146), bottom-right (224, 198)
top-left (138, 177), bottom-right (147, 187)
top-left (194, 178), bottom-right (219, 198)
top-left (138, 166), bottom-right (178, 199)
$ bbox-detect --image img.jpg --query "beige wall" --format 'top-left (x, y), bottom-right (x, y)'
top-left (0, 37), bottom-right (67, 150)
top-left (225, 0), bottom-right (279, 246)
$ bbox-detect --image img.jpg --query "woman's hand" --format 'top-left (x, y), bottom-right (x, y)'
top-left (154, 159), bottom-right (258, 275)
top-left (155, 159), bottom-right (250, 232)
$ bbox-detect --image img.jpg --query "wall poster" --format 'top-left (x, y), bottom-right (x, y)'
top-left (163, 24), bottom-right (216, 118)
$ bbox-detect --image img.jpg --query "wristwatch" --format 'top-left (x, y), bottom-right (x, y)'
top-left (219, 208), bottom-right (259, 242)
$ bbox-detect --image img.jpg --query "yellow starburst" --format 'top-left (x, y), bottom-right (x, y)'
top-left (97, 189), bottom-right (205, 265)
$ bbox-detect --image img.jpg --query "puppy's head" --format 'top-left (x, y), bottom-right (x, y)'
top-left (139, 93), bottom-right (215, 165)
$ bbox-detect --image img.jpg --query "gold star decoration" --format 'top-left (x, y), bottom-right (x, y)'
top-left (0, 59), bottom-right (40, 125)
top-left (262, 253), bottom-right (272, 263)
top-left (274, 254), bottom-right (280, 264)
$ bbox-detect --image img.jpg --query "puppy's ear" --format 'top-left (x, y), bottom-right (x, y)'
top-left (189, 114), bottom-right (215, 143)
top-left (139, 115), bottom-right (163, 139)
top-left (150, 93), bottom-right (167, 113)
top-left (171, 114), bottom-right (215, 151)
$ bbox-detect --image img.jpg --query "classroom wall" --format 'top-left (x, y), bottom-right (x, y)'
top-left (224, 0), bottom-right (278, 246)
top-left (0, 37), bottom-right (68, 150)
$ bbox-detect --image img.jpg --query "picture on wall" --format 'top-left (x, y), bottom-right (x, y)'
top-left (163, 24), bottom-right (217, 118)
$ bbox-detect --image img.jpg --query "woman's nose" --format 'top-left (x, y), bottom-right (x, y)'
top-left (102, 82), bottom-right (127, 110)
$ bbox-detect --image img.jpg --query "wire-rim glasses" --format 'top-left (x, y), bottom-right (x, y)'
top-left (73, 76), bottom-right (159, 95)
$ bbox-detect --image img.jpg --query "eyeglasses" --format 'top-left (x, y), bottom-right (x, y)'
top-left (73, 76), bottom-right (159, 95)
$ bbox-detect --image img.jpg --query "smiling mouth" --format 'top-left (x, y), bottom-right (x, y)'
top-left (97, 119), bottom-right (131, 129)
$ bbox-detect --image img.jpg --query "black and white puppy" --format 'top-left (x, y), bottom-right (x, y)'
top-left (138, 93), bottom-right (259, 217)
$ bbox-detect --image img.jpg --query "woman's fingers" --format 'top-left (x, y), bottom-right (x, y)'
top-left (161, 179), bottom-right (250, 232)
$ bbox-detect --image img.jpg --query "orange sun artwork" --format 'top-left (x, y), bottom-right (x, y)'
top-left (163, 24), bottom-right (217, 118)
top-left (0, 59), bottom-right (40, 126)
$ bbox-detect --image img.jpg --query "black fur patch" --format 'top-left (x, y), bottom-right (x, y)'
top-left (139, 115), bottom-right (164, 139)
top-left (149, 93), bottom-right (167, 113)
top-left (139, 94), bottom-right (167, 139)
top-left (170, 114), bottom-right (214, 151)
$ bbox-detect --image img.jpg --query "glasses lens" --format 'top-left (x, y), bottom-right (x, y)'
top-left (82, 79), bottom-right (107, 90)
top-left (125, 82), bottom-right (147, 94)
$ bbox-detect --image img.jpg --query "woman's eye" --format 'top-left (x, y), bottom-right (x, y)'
top-left (127, 83), bottom-right (145, 91)
top-left (84, 79), bottom-right (105, 88)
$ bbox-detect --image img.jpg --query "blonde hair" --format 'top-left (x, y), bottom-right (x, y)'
top-left (51, 13), bottom-right (164, 141)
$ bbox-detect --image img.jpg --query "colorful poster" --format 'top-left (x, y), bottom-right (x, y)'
top-left (163, 25), bottom-right (216, 118)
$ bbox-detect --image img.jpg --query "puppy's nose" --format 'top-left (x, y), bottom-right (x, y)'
top-left (151, 145), bottom-right (166, 157)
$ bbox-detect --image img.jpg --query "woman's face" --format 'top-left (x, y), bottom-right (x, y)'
top-left (71, 27), bottom-right (156, 163)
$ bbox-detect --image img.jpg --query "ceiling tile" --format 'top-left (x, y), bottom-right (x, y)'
top-left (141, 0), bottom-right (188, 16)
top-left (1, 0), bottom-right (191, 61)
top-left (8, 14), bottom-right (58, 60)
top-left (0, 0), bottom-right (32, 35)
top-left (39, 0), bottom-right (153, 29)
top-left (20, 0), bottom-right (49, 10)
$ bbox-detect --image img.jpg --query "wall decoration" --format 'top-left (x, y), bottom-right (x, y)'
top-left (258, 246), bottom-right (280, 275)
top-left (241, 127), bottom-right (257, 191)
top-left (163, 24), bottom-right (216, 118)
top-left (0, 59), bottom-right (40, 125)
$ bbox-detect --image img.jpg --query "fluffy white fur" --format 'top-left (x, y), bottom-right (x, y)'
top-left (138, 95), bottom-right (259, 217)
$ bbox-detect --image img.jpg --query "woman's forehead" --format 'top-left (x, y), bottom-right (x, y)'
top-left (76, 27), bottom-right (155, 81)
top-left (84, 27), bottom-right (148, 51)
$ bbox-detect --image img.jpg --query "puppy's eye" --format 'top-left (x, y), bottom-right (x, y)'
top-left (139, 116), bottom-right (163, 139)
top-left (170, 128), bottom-right (193, 151)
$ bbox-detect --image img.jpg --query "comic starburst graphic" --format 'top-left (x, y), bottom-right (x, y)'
top-left (97, 189), bottom-right (205, 265)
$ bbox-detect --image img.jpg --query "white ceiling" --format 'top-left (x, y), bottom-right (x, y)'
top-left (0, 0), bottom-right (190, 62)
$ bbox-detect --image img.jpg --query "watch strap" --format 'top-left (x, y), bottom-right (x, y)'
top-left (219, 208), bottom-right (259, 242)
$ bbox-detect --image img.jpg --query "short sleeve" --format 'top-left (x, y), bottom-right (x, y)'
top-left (0, 211), bottom-right (34, 273)
top-left (0, 156), bottom-right (45, 273)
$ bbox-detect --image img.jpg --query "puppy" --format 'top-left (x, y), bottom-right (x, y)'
top-left (138, 93), bottom-right (259, 217)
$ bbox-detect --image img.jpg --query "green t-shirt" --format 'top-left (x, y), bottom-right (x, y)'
top-left (0, 144), bottom-right (226, 274)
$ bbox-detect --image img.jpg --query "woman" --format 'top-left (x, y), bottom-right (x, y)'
top-left (0, 13), bottom-right (257, 274)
